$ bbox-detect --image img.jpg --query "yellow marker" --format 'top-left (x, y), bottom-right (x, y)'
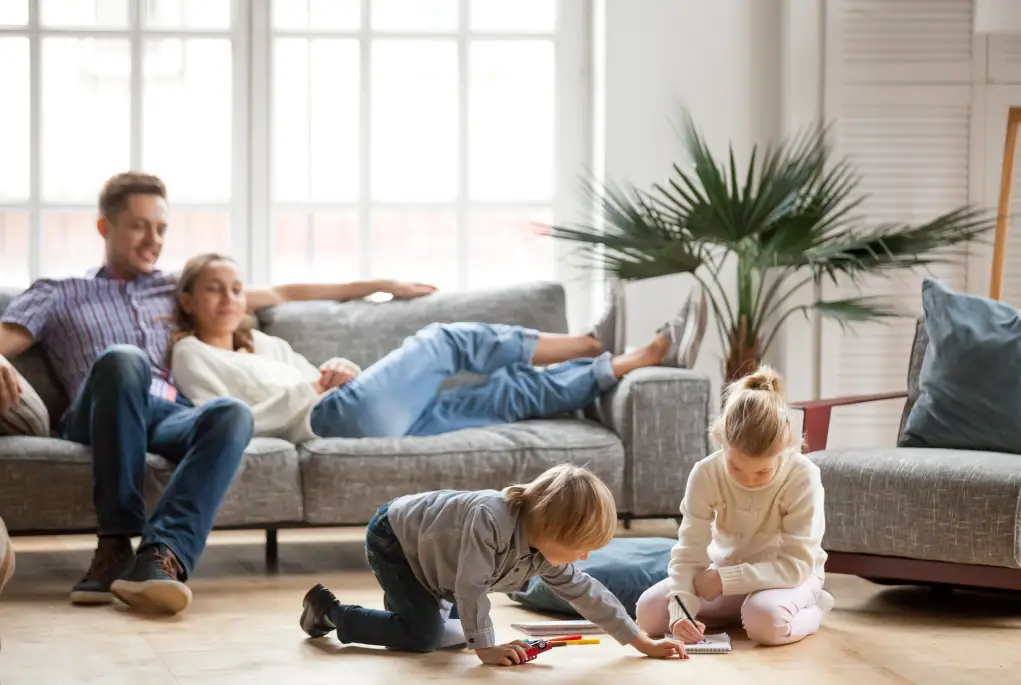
top-left (554, 638), bottom-right (600, 646)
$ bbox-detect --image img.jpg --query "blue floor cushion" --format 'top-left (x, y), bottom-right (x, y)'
top-left (507, 536), bottom-right (675, 618)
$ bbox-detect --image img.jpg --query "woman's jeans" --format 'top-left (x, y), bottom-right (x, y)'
top-left (309, 322), bottom-right (617, 439)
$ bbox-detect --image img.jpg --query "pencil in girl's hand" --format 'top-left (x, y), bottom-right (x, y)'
top-left (673, 595), bottom-right (699, 627)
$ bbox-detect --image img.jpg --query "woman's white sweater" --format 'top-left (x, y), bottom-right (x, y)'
top-left (171, 331), bottom-right (325, 444)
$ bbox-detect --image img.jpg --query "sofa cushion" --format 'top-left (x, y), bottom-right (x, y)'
top-left (0, 436), bottom-right (97, 530)
top-left (256, 281), bottom-right (568, 370)
top-left (507, 536), bottom-right (675, 618)
top-left (811, 447), bottom-right (1021, 568)
top-left (900, 278), bottom-right (1021, 453)
top-left (146, 437), bottom-right (303, 527)
top-left (299, 418), bottom-right (624, 524)
top-left (0, 436), bottom-right (302, 531)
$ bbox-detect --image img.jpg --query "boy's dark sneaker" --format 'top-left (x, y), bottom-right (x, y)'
top-left (70, 536), bottom-right (135, 606)
top-left (300, 583), bottom-right (342, 638)
top-left (110, 543), bottom-right (192, 614)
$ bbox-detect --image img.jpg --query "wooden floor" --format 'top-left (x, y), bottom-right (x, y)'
top-left (1, 521), bottom-right (1019, 685)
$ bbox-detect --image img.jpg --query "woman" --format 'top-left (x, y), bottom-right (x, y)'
top-left (168, 253), bottom-right (704, 443)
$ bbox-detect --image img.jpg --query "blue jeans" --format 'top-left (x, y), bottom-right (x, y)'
top-left (62, 345), bottom-right (254, 577)
top-left (330, 501), bottom-right (450, 652)
top-left (309, 322), bottom-right (618, 439)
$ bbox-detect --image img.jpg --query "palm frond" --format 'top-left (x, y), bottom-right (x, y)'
top-left (806, 206), bottom-right (995, 285)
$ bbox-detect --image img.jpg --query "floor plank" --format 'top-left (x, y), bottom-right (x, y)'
top-left (1, 523), bottom-right (1019, 685)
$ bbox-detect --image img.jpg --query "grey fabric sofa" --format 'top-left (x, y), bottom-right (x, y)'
top-left (794, 318), bottom-right (1021, 591)
top-left (0, 281), bottom-right (711, 566)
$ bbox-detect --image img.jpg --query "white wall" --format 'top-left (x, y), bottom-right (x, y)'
top-left (592, 0), bottom-right (804, 406)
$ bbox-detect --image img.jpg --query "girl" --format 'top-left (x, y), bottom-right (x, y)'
top-left (299, 463), bottom-right (687, 664)
top-left (167, 253), bottom-right (705, 443)
top-left (636, 366), bottom-right (833, 646)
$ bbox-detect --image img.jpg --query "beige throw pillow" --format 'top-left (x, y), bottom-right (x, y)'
top-left (0, 369), bottom-right (50, 437)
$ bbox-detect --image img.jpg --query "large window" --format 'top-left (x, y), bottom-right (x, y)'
top-left (0, 0), bottom-right (589, 298)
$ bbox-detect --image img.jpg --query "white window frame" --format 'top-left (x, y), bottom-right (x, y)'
top-left (0, 0), bottom-right (249, 282)
top-left (246, 0), bottom-right (593, 325)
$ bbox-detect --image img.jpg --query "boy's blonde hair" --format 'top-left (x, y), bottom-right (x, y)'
top-left (710, 364), bottom-right (801, 457)
top-left (503, 464), bottom-right (617, 550)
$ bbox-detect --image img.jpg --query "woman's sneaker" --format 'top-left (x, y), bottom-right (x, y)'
top-left (586, 281), bottom-right (627, 356)
top-left (656, 286), bottom-right (708, 368)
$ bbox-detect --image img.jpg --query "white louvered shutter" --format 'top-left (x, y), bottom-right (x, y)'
top-left (989, 36), bottom-right (1021, 84)
top-left (820, 0), bottom-right (979, 449)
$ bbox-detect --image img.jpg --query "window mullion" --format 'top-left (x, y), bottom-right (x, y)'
top-left (130, 0), bottom-right (142, 171)
top-left (457, 0), bottom-right (469, 290)
top-left (28, 0), bottom-right (41, 283)
top-left (358, 0), bottom-right (372, 280)
top-left (249, 0), bottom-right (271, 284)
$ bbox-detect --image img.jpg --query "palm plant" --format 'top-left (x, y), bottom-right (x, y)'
top-left (547, 110), bottom-right (996, 381)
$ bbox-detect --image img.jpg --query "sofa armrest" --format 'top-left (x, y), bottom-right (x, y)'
top-left (790, 392), bottom-right (908, 453)
top-left (591, 367), bottom-right (711, 517)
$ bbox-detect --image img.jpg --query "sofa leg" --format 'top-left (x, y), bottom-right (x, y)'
top-left (265, 528), bottom-right (279, 574)
top-left (622, 517), bottom-right (632, 531)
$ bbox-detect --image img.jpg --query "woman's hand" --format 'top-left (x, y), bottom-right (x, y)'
top-left (381, 280), bottom-right (437, 299)
top-left (318, 358), bottom-right (360, 391)
top-left (475, 640), bottom-right (533, 666)
top-left (630, 633), bottom-right (688, 659)
top-left (693, 568), bottom-right (723, 601)
top-left (671, 618), bottom-right (706, 645)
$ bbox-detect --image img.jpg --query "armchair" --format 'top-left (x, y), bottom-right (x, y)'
top-left (790, 319), bottom-right (1021, 592)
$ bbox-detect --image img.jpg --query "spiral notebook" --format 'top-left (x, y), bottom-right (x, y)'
top-left (510, 619), bottom-right (603, 636)
top-left (684, 632), bottom-right (732, 654)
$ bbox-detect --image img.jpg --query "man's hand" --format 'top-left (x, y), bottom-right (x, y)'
top-left (0, 355), bottom-right (21, 414)
top-left (476, 640), bottom-right (533, 666)
top-left (318, 357), bottom-right (359, 392)
top-left (693, 568), bottom-right (723, 601)
top-left (380, 280), bottom-right (437, 300)
top-left (630, 633), bottom-right (688, 660)
top-left (671, 618), bottom-right (706, 645)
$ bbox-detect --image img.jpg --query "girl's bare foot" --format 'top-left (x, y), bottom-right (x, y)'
top-left (610, 334), bottom-right (670, 378)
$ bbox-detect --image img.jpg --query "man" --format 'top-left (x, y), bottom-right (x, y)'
top-left (0, 172), bottom-right (435, 614)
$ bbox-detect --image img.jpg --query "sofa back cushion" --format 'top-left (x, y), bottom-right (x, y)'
top-left (257, 281), bottom-right (569, 369)
top-left (898, 316), bottom-right (928, 442)
top-left (0, 288), bottom-right (71, 428)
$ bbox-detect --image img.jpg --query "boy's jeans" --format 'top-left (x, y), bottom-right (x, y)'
top-left (330, 501), bottom-right (454, 652)
top-left (310, 322), bottom-right (617, 439)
